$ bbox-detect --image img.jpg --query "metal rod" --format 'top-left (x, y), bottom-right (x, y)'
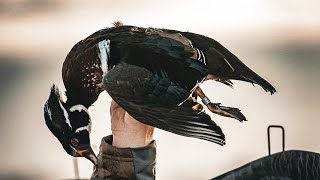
top-left (267, 125), bottom-right (285, 156)
top-left (73, 157), bottom-right (80, 179)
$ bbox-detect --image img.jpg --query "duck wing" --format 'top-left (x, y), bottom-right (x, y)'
top-left (104, 63), bottom-right (225, 145)
top-left (176, 31), bottom-right (276, 94)
top-left (115, 98), bottom-right (226, 145)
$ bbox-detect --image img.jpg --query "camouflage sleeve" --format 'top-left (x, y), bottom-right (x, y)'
top-left (91, 135), bottom-right (156, 180)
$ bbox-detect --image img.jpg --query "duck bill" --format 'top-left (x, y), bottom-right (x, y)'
top-left (77, 147), bottom-right (98, 165)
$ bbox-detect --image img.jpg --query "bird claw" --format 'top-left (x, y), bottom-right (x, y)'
top-left (194, 86), bottom-right (246, 121)
top-left (207, 103), bottom-right (247, 122)
top-left (192, 103), bottom-right (204, 112)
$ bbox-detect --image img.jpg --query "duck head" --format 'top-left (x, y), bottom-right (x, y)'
top-left (44, 84), bottom-right (97, 165)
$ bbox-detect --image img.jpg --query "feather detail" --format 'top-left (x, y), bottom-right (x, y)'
top-left (114, 97), bottom-right (226, 145)
top-left (179, 32), bottom-right (276, 94)
top-left (104, 63), bottom-right (225, 145)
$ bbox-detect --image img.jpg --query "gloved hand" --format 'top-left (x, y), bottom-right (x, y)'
top-left (91, 100), bottom-right (156, 180)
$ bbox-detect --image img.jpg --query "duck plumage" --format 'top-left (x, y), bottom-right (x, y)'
top-left (56, 24), bottom-right (276, 146)
top-left (44, 85), bottom-right (97, 164)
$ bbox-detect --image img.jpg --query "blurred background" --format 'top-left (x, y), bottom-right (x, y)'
top-left (0, 0), bottom-right (319, 179)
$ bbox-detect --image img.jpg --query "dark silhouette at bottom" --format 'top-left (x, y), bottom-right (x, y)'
top-left (213, 150), bottom-right (320, 180)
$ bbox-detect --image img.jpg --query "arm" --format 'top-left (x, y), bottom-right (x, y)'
top-left (110, 100), bottom-right (154, 148)
top-left (91, 100), bottom-right (156, 180)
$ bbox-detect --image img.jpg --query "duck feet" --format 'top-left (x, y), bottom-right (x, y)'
top-left (207, 103), bottom-right (247, 122)
top-left (194, 86), bottom-right (247, 122)
top-left (192, 103), bottom-right (204, 112)
top-left (180, 97), bottom-right (204, 113)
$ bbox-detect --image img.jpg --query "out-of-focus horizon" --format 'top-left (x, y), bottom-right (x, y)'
top-left (0, 0), bottom-right (319, 179)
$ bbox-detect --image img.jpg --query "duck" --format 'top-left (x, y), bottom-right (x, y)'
top-left (56, 22), bottom-right (276, 146)
top-left (44, 85), bottom-right (97, 165)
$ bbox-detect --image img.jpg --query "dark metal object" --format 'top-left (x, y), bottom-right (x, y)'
top-left (73, 157), bottom-right (79, 179)
top-left (267, 125), bottom-right (285, 156)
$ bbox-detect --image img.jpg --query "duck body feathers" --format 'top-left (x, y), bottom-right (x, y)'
top-left (63, 26), bottom-right (209, 107)
top-left (61, 25), bottom-right (276, 145)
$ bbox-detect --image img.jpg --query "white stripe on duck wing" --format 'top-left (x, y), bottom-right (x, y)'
top-left (130, 29), bottom-right (248, 122)
top-left (112, 31), bottom-right (209, 90)
top-left (177, 31), bottom-right (276, 94)
top-left (60, 24), bottom-right (276, 146)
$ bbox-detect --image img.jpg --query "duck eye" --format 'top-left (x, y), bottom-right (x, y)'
top-left (71, 138), bottom-right (79, 146)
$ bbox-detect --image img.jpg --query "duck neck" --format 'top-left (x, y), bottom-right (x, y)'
top-left (65, 93), bottom-right (91, 110)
